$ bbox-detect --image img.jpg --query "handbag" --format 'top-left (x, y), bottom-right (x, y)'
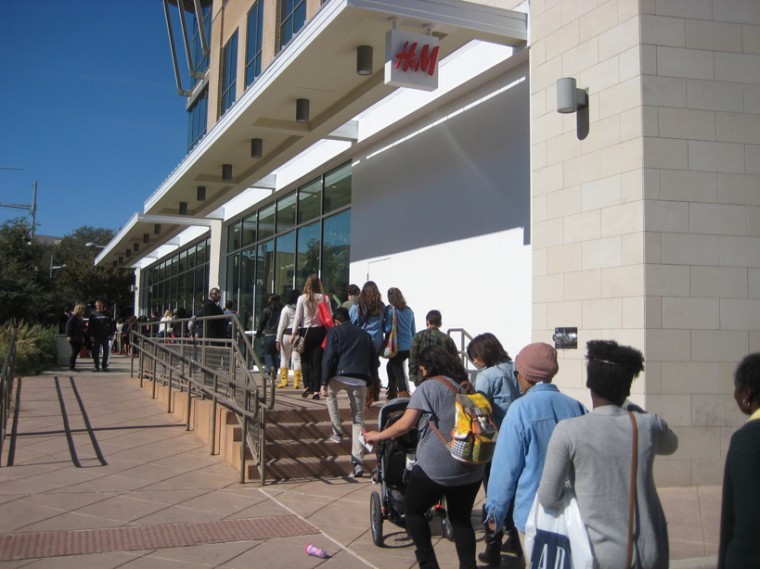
top-left (382, 307), bottom-right (398, 359)
top-left (524, 485), bottom-right (595, 569)
top-left (317, 296), bottom-right (333, 349)
top-left (293, 331), bottom-right (307, 353)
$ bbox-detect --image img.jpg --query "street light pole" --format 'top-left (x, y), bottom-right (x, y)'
top-left (49, 254), bottom-right (66, 278)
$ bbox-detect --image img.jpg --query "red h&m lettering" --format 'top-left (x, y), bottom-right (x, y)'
top-left (394, 41), bottom-right (439, 76)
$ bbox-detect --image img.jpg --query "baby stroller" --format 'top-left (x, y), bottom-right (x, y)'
top-left (369, 398), bottom-right (453, 546)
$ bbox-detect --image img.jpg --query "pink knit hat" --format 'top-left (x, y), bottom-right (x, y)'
top-left (515, 342), bottom-right (559, 383)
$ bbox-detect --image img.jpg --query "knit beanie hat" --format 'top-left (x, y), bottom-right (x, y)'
top-left (515, 342), bottom-right (559, 383)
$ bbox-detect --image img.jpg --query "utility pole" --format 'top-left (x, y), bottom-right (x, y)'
top-left (0, 171), bottom-right (37, 238)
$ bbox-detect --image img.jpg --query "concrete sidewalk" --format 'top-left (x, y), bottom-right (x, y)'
top-left (0, 355), bottom-right (718, 568)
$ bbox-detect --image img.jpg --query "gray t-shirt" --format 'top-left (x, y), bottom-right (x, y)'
top-left (409, 377), bottom-right (485, 486)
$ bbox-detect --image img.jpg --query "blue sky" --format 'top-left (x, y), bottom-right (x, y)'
top-left (0, 1), bottom-right (188, 238)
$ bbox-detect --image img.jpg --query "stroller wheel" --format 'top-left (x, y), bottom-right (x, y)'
top-left (441, 514), bottom-right (454, 542)
top-left (370, 491), bottom-right (384, 546)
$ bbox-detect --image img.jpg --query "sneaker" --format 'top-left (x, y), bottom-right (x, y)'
top-left (312, 393), bottom-right (321, 400)
top-left (301, 388), bottom-right (312, 398)
top-left (328, 434), bottom-right (343, 444)
top-left (92, 367), bottom-right (100, 372)
top-left (349, 464), bottom-right (364, 478)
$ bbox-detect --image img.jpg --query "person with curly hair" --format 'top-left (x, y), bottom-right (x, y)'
top-left (538, 340), bottom-right (678, 569)
top-left (383, 287), bottom-right (416, 399)
top-left (364, 345), bottom-right (484, 569)
top-left (719, 352), bottom-right (760, 569)
top-left (291, 274), bottom-right (331, 399)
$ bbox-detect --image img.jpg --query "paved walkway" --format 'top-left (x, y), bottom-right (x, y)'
top-left (0, 355), bottom-right (718, 568)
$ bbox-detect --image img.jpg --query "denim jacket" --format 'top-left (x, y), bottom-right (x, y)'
top-left (383, 305), bottom-right (416, 352)
top-left (485, 383), bottom-right (587, 532)
top-left (474, 361), bottom-right (520, 428)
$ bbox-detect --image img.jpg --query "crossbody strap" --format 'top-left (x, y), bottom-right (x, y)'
top-left (428, 376), bottom-right (461, 445)
top-left (626, 410), bottom-right (639, 569)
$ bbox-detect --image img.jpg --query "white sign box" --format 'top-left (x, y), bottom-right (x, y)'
top-left (384, 28), bottom-right (439, 91)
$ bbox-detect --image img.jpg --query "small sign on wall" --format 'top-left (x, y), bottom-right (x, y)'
top-left (385, 28), bottom-right (439, 91)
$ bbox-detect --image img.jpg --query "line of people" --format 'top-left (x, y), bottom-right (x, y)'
top-left (363, 335), bottom-right (686, 569)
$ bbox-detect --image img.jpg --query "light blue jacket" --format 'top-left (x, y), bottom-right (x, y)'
top-left (474, 361), bottom-right (520, 428)
top-left (349, 303), bottom-right (385, 352)
top-left (383, 305), bottom-right (416, 352)
top-left (485, 383), bottom-right (587, 532)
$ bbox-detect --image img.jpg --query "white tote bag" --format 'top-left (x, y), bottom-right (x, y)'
top-left (524, 486), bottom-right (595, 569)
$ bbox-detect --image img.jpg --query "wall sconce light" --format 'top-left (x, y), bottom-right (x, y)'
top-left (143, 233), bottom-right (149, 244)
top-left (125, 249), bottom-right (131, 258)
top-left (154, 223), bottom-right (161, 235)
top-left (222, 164), bottom-right (233, 180)
top-left (179, 201), bottom-right (188, 215)
top-left (357, 45), bottom-right (373, 76)
top-left (556, 77), bottom-right (588, 114)
top-left (118, 256), bottom-right (123, 264)
top-left (251, 137), bottom-right (263, 158)
top-left (296, 98), bottom-right (310, 123)
top-left (197, 186), bottom-right (206, 201)
top-left (133, 243), bottom-right (139, 252)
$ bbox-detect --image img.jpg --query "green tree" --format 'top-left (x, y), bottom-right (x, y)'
top-left (50, 227), bottom-right (134, 319)
top-left (0, 218), bottom-right (52, 323)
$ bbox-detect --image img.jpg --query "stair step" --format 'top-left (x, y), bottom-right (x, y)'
top-left (247, 455), bottom-right (377, 481)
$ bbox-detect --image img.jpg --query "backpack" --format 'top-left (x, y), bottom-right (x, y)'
top-left (429, 376), bottom-right (498, 464)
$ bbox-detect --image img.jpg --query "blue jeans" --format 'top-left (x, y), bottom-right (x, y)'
top-left (92, 336), bottom-right (110, 369)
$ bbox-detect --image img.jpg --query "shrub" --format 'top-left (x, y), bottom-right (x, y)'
top-left (0, 322), bottom-right (57, 376)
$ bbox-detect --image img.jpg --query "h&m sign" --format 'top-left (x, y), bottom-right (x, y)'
top-left (384, 28), bottom-right (439, 91)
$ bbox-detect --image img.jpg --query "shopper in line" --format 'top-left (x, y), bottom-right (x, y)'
top-left (383, 287), bottom-right (415, 400)
top-left (364, 345), bottom-right (484, 569)
top-left (291, 274), bottom-right (331, 399)
top-left (276, 290), bottom-right (302, 389)
top-left (718, 352), bottom-right (760, 569)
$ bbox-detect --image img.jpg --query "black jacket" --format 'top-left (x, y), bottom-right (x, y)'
top-left (201, 299), bottom-right (226, 339)
top-left (88, 310), bottom-right (114, 340)
top-left (321, 321), bottom-right (379, 387)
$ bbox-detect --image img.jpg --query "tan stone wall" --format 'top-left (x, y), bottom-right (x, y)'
top-left (530, 0), bottom-right (760, 486)
top-left (528, 0), bottom-right (647, 405)
top-left (640, 0), bottom-right (760, 485)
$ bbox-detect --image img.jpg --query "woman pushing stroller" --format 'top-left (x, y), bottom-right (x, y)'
top-left (364, 345), bottom-right (484, 569)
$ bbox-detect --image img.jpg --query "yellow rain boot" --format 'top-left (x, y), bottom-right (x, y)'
top-left (278, 368), bottom-right (289, 388)
top-left (293, 370), bottom-right (302, 390)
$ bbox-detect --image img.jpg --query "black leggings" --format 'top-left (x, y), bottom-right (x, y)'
top-left (404, 465), bottom-right (481, 569)
top-left (386, 349), bottom-right (410, 398)
top-left (299, 326), bottom-right (326, 392)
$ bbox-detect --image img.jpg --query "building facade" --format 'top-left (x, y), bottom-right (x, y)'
top-left (98, 0), bottom-right (760, 487)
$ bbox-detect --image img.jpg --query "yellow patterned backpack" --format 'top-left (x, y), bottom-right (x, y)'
top-left (429, 376), bottom-right (498, 464)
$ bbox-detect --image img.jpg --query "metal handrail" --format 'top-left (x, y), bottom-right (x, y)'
top-left (0, 328), bottom-right (18, 465)
top-left (129, 313), bottom-right (272, 485)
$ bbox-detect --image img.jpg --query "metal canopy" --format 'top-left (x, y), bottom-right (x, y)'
top-left (96, 0), bottom-right (527, 268)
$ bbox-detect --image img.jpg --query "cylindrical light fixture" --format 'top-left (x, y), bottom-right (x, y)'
top-left (143, 233), bottom-right (149, 244)
top-left (125, 249), bottom-right (131, 258)
top-left (357, 45), bottom-right (373, 76)
top-left (179, 201), bottom-right (188, 215)
top-left (197, 186), bottom-right (206, 201)
top-left (133, 243), bottom-right (139, 252)
top-left (296, 98), bottom-right (310, 123)
top-left (556, 77), bottom-right (588, 114)
top-left (222, 163), bottom-right (233, 180)
top-left (154, 223), bottom-right (161, 235)
top-left (251, 137), bottom-right (263, 158)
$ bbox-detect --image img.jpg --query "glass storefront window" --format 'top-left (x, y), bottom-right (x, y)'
top-left (321, 210), bottom-right (351, 307)
top-left (242, 213), bottom-right (257, 247)
top-left (276, 193), bottom-right (296, 233)
top-left (296, 221), bottom-right (320, 291)
top-left (324, 162), bottom-right (351, 214)
top-left (228, 220), bottom-right (242, 251)
top-left (259, 203), bottom-right (276, 240)
top-left (275, 232), bottom-right (295, 299)
top-left (297, 178), bottom-right (321, 224)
